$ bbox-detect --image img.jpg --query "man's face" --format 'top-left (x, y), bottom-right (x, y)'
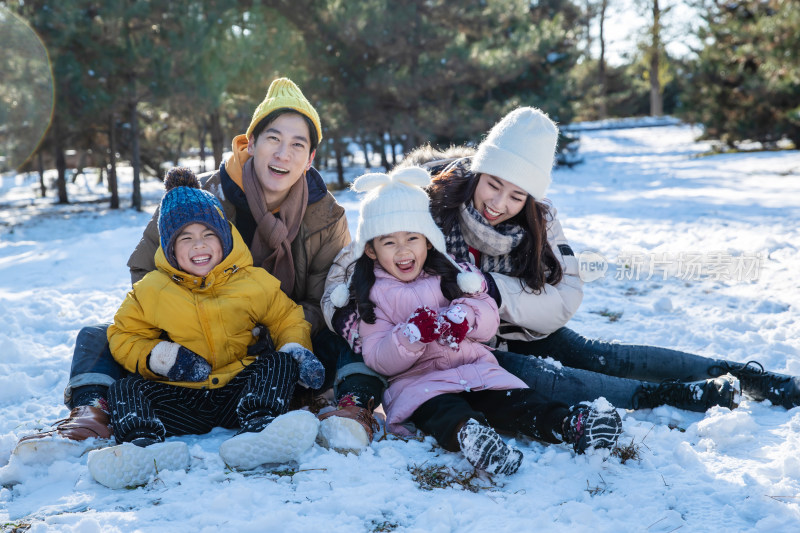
top-left (247, 113), bottom-right (316, 208)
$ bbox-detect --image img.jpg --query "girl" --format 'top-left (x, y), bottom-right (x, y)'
top-left (338, 166), bottom-right (622, 475)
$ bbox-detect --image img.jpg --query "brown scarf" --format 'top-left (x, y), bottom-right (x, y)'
top-left (242, 158), bottom-right (308, 296)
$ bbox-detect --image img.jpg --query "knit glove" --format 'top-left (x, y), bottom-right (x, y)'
top-left (402, 306), bottom-right (441, 344)
top-left (437, 304), bottom-right (471, 348)
top-left (279, 343), bottom-right (325, 390)
top-left (247, 324), bottom-right (276, 356)
top-left (149, 341), bottom-right (211, 382)
top-left (331, 300), bottom-right (362, 353)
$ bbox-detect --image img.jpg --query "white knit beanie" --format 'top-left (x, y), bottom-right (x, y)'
top-left (470, 107), bottom-right (559, 200)
top-left (351, 166), bottom-right (482, 294)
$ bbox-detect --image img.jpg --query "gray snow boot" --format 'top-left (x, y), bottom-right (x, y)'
top-left (456, 419), bottom-right (523, 476)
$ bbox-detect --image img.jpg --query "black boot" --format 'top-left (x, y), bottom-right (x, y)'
top-left (711, 361), bottom-right (800, 409)
top-left (634, 374), bottom-right (740, 412)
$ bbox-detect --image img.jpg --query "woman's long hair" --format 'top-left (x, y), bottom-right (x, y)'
top-left (350, 242), bottom-right (463, 324)
top-left (428, 167), bottom-right (563, 293)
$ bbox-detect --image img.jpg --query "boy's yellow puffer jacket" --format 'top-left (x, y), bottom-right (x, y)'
top-left (108, 225), bottom-right (311, 389)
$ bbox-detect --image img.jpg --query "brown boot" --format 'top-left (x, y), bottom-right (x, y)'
top-left (317, 397), bottom-right (380, 454)
top-left (13, 406), bottom-right (113, 464)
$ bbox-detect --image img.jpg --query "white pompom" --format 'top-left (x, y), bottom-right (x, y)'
top-left (391, 166), bottom-right (431, 188)
top-left (351, 172), bottom-right (392, 193)
top-left (330, 283), bottom-right (350, 308)
top-left (457, 271), bottom-right (483, 294)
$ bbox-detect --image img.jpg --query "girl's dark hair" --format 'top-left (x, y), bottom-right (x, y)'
top-left (350, 242), bottom-right (463, 324)
top-left (251, 109), bottom-right (319, 153)
top-left (427, 168), bottom-right (563, 293)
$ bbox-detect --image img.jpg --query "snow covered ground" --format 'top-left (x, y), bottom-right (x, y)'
top-left (1, 122), bottom-right (799, 532)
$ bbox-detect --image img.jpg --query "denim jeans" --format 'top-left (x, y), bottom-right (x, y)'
top-left (495, 327), bottom-right (730, 408)
top-left (64, 323), bottom-right (125, 407)
top-left (506, 327), bottom-right (725, 383)
top-left (334, 326), bottom-right (732, 410)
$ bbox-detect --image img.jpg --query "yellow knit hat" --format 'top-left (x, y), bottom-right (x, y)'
top-left (245, 78), bottom-right (323, 143)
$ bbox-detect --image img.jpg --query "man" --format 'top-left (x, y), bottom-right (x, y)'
top-left (13, 78), bottom-right (351, 462)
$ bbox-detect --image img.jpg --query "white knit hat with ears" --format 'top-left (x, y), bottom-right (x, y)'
top-left (349, 166), bottom-right (482, 295)
top-left (470, 107), bottom-right (559, 200)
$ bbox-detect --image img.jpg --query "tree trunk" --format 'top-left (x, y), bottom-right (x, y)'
top-left (361, 138), bottom-right (371, 169)
top-left (598, 0), bottom-right (608, 119)
top-left (108, 112), bottom-right (119, 209)
top-left (174, 130), bottom-right (185, 169)
top-left (37, 150), bottom-right (46, 198)
top-left (316, 139), bottom-right (327, 170)
top-left (129, 100), bottom-right (142, 210)
top-left (650, 0), bottom-right (663, 117)
top-left (334, 138), bottom-right (346, 188)
top-left (584, 0), bottom-right (593, 58)
top-left (388, 130), bottom-right (398, 167)
top-left (54, 118), bottom-right (69, 204)
top-left (210, 110), bottom-right (224, 171)
top-left (198, 120), bottom-right (207, 174)
top-left (380, 136), bottom-right (390, 171)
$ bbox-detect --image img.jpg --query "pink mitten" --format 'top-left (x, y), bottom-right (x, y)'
top-left (437, 305), bottom-right (471, 348)
top-left (402, 306), bottom-right (441, 344)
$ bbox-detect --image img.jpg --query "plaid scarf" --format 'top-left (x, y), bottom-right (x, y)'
top-left (443, 202), bottom-right (525, 274)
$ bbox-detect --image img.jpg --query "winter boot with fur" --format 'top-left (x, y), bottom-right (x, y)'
top-left (561, 402), bottom-right (623, 454)
top-left (317, 394), bottom-right (381, 455)
top-left (219, 410), bottom-right (319, 470)
top-left (13, 403), bottom-right (113, 464)
top-left (456, 419), bottom-right (523, 475)
top-left (634, 374), bottom-right (741, 412)
top-left (710, 361), bottom-right (800, 409)
top-left (87, 438), bottom-right (190, 489)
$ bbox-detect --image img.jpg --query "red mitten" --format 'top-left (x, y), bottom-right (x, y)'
top-left (437, 305), bottom-right (471, 348)
top-left (402, 306), bottom-right (441, 344)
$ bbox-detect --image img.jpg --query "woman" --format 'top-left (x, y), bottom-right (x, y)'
top-left (317, 107), bottom-right (799, 453)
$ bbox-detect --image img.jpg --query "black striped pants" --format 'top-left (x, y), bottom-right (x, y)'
top-left (108, 351), bottom-right (299, 444)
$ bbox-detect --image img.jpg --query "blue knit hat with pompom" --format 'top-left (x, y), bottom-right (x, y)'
top-left (158, 167), bottom-right (233, 270)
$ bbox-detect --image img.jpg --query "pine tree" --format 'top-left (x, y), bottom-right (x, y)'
top-left (685, 0), bottom-right (800, 147)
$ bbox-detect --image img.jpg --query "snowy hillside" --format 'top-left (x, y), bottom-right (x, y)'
top-left (1, 122), bottom-right (799, 532)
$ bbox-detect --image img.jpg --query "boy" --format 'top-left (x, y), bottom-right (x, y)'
top-left (87, 167), bottom-right (325, 489)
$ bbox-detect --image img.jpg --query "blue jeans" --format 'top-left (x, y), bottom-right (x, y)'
top-left (506, 327), bottom-right (724, 383)
top-left (65, 323), bottom-right (344, 408)
top-left (333, 327), bottom-right (732, 410)
top-left (495, 327), bottom-right (730, 408)
top-left (65, 323), bottom-right (125, 407)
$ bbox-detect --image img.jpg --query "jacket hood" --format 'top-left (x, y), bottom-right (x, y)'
top-left (154, 223), bottom-right (253, 290)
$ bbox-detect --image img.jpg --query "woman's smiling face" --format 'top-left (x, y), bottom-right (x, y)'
top-left (472, 173), bottom-right (528, 226)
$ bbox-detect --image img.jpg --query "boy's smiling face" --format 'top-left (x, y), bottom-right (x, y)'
top-left (365, 231), bottom-right (432, 283)
top-left (173, 223), bottom-right (223, 277)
